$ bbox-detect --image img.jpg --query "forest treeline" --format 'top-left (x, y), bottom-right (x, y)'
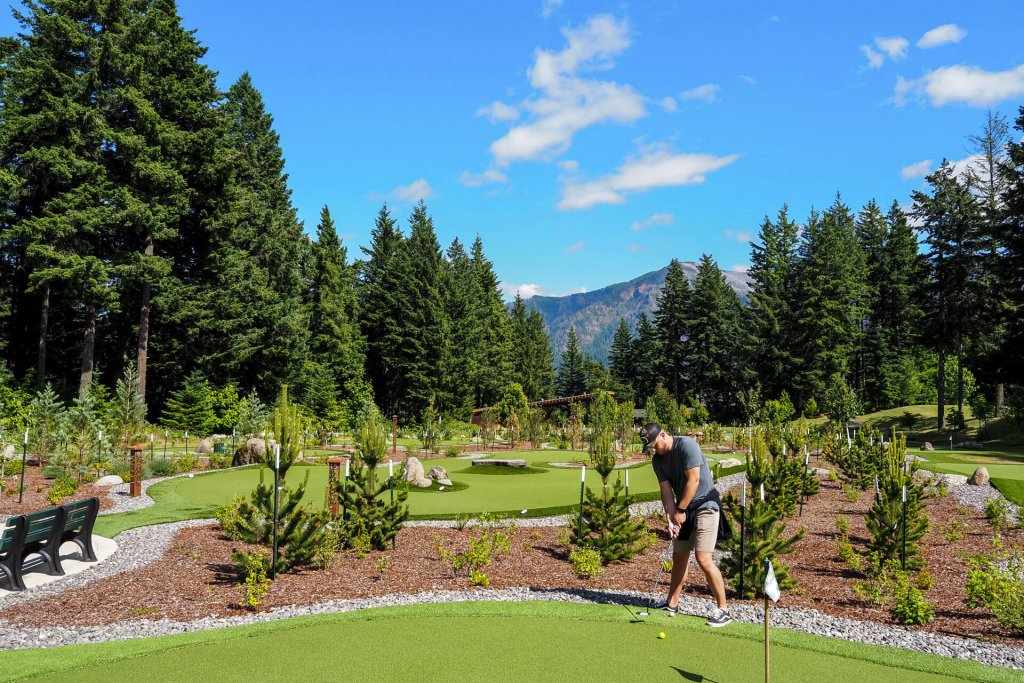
top-left (1, 2), bottom-right (1023, 433)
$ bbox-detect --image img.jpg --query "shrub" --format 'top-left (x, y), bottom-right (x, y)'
top-left (556, 526), bottom-right (573, 547)
top-left (234, 549), bottom-right (270, 610)
top-left (444, 447), bottom-right (460, 458)
top-left (915, 569), bottom-right (934, 591)
top-left (891, 573), bottom-right (935, 625)
top-left (835, 514), bottom-right (849, 535)
top-left (937, 519), bottom-right (967, 542)
top-left (835, 534), bottom-right (862, 571)
top-left (1, 459), bottom-right (23, 476)
top-left (865, 434), bottom-right (929, 571)
top-left (41, 461), bottom-right (64, 479)
top-left (207, 452), bottom-right (233, 470)
top-left (569, 547), bottom-right (603, 579)
top-left (436, 514), bottom-right (514, 586)
top-left (703, 423), bottom-right (724, 444)
top-left (147, 459), bottom-right (176, 478)
top-left (176, 453), bottom-right (200, 473)
top-left (965, 544), bottom-right (1024, 635)
top-left (46, 476), bottom-right (78, 504)
top-left (984, 498), bottom-right (1013, 532)
top-left (470, 568), bottom-right (490, 587)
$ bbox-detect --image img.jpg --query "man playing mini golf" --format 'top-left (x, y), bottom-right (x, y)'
top-left (641, 422), bottom-right (732, 627)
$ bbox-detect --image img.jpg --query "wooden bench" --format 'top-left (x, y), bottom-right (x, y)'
top-left (0, 497), bottom-right (99, 591)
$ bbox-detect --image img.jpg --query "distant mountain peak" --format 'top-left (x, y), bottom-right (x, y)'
top-left (527, 261), bottom-right (751, 363)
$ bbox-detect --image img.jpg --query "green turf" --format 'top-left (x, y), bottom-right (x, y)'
top-left (991, 478), bottom-right (1024, 506)
top-left (94, 452), bottom-right (680, 535)
top-left (0, 601), bottom-right (1014, 683)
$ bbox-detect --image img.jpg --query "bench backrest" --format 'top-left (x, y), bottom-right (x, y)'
top-left (61, 498), bottom-right (96, 532)
top-left (0, 518), bottom-right (22, 553)
top-left (23, 507), bottom-right (63, 545)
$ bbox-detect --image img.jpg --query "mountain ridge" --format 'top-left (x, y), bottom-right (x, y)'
top-left (525, 262), bottom-right (751, 364)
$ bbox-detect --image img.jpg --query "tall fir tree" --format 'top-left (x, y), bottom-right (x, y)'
top-left (556, 325), bottom-right (586, 397)
top-left (653, 259), bottom-right (691, 403)
top-left (631, 312), bottom-right (660, 403)
top-left (912, 162), bottom-right (984, 428)
top-left (469, 235), bottom-right (511, 407)
top-left (744, 206), bottom-right (800, 401)
top-left (525, 307), bottom-right (555, 400)
top-left (359, 204), bottom-right (404, 416)
top-left (687, 253), bottom-right (745, 416)
top-left (1002, 106), bottom-right (1024, 386)
top-left (855, 200), bottom-right (889, 408)
top-left (438, 237), bottom-right (477, 417)
top-left (608, 316), bottom-right (635, 399)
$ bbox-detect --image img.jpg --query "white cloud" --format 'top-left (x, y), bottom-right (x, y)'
top-left (459, 168), bottom-right (509, 187)
top-left (724, 229), bottom-right (753, 243)
top-left (875, 36), bottom-right (909, 60)
top-left (488, 15), bottom-right (647, 166)
top-left (660, 96), bottom-right (678, 112)
top-left (541, 0), bottom-right (563, 19)
top-left (626, 243), bottom-right (647, 252)
top-left (919, 64), bottom-right (1024, 107)
top-left (558, 159), bottom-right (579, 171)
top-left (900, 159), bottom-right (932, 180)
top-left (391, 179), bottom-right (435, 202)
top-left (917, 24), bottom-right (967, 49)
top-left (558, 146), bottom-right (739, 210)
top-left (680, 83), bottom-right (721, 103)
top-left (948, 153), bottom-right (985, 183)
top-left (631, 212), bottom-right (674, 231)
top-left (740, 74), bottom-right (757, 85)
top-left (861, 45), bottom-right (885, 69)
top-left (564, 240), bottom-right (586, 253)
top-left (500, 282), bottom-right (586, 299)
top-left (730, 264), bottom-right (749, 273)
top-left (892, 75), bottom-right (916, 106)
top-left (476, 101), bottom-right (520, 122)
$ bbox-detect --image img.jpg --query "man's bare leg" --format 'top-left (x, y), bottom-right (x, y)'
top-left (695, 550), bottom-right (727, 610)
top-left (666, 549), bottom-right (692, 608)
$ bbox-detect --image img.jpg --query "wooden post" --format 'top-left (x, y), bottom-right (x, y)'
top-left (129, 444), bottom-right (145, 497)
top-left (392, 415), bottom-right (398, 456)
top-left (327, 456), bottom-right (342, 516)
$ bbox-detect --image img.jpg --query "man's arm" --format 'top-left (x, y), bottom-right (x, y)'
top-left (676, 467), bottom-right (700, 510)
top-left (660, 480), bottom-right (681, 538)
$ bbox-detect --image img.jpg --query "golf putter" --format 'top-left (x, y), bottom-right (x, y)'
top-left (637, 538), bottom-right (674, 616)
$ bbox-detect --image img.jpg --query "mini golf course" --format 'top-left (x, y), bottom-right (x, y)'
top-left (0, 602), bottom-right (1015, 683)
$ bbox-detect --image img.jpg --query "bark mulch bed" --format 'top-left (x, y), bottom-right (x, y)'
top-left (1, 474), bottom-right (1022, 652)
top-left (0, 465), bottom-right (116, 517)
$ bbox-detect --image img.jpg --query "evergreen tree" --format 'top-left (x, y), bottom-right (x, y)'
top-left (744, 206), bottom-right (801, 400)
top-left (865, 434), bottom-right (929, 571)
top-left (1002, 106), bottom-right (1024, 386)
top-left (687, 254), bottom-right (745, 417)
top-left (359, 204), bottom-right (404, 415)
top-left (556, 325), bottom-right (586, 396)
top-left (792, 197), bottom-right (867, 403)
top-left (525, 307), bottom-right (555, 400)
top-left (855, 200), bottom-right (889, 407)
top-left (469, 235), bottom-right (511, 407)
top-left (608, 317), bottom-right (635, 398)
top-left (631, 313), bottom-right (660, 403)
top-left (653, 259), bottom-right (691, 402)
top-left (912, 163), bottom-right (984, 429)
top-left (160, 370), bottom-right (216, 436)
top-left (438, 238), bottom-right (478, 417)
top-left (308, 206), bottom-right (365, 403)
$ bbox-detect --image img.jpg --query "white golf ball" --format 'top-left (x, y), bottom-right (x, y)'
top-left (188, 473), bottom-right (194, 478)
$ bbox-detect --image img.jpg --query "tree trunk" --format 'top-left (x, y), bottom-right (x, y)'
top-left (36, 283), bottom-right (49, 390)
top-left (135, 232), bottom-right (154, 402)
top-left (936, 347), bottom-right (945, 432)
top-left (79, 301), bottom-right (97, 395)
top-left (995, 383), bottom-right (1005, 418)
top-left (956, 346), bottom-right (964, 420)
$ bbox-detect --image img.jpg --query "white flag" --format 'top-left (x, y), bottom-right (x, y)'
top-left (763, 559), bottom-right (781, 603)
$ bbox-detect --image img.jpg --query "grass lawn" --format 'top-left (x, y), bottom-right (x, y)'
top-left (0, 601), bottom-right (1014, 683)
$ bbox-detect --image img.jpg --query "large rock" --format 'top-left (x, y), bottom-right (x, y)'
top-left (921, 442), bottom-right (934, 452)
top-left (233, 438), bottom-right (268, 467)
top-left (195, 437), bottom-right (214, 454)
top-left (428, 465), bottom-right (452, 486)
top-left (716, 458), bottom-right (743, 469)
top-left (968, 466), bottom-right (990, 486)
top-left (937, 473), bottom-right (969, 487)
top-left (403, 457), bottom-right (432, 488)
top-left (94, 475), bottom-right (124, 487)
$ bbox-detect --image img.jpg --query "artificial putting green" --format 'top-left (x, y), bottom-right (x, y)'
top-left (0, 601), bottom-right (1015, 683)
top-left (93, 450), bottom-right (680, 536)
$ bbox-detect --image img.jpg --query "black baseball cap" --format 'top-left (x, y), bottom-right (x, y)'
top-left (639, 423), bottom-right (663, 454)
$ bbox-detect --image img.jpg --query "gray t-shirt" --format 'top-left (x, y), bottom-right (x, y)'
top-left (651, 436), bottom-right (718, 511)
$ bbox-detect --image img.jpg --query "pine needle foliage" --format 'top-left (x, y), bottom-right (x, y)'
top-left (865, 432), bottom-right (929, 571)
top-left (267, 385), bottom-right (302, 479)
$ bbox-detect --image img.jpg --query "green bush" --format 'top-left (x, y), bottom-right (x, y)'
top-left (436, 514), bottom-right (514, 586)
top-left (444, 447), bottom-right (460, 458)
top-left (147, 459), bottom-right (176, 478)
top-left (46, 476), bottom-right (78, 504)
top-left (1, 459), bottom-right (23, 476)
top-left (233, 549), bottom-right (270, 610)
top-left (207, 452), bottom-right (233, 470)
top-left (835, 514), bottom-right (849, 535)
top-left (569, 547), bottom-right (603, 579)
top-left (835, 534), bottom-right (863, 571)
top-left (984, 498), bottom-right (1014, 531)
top-left (891, 573), bottom-right (935, 625)
top-left (965, 544), bottom-right (1024, 635)
top-left (176, 453), bottom-right (200, 473)
top-left (937, 519), bottom-right (967, 542)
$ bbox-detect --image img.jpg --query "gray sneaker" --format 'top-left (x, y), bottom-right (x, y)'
top-left (707, 607), bottom-right (732, 627)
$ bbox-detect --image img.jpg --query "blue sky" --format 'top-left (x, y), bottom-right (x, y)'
top-left (4, 1), bottom-right (1023, 298)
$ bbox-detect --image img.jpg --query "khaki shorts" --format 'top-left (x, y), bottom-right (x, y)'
top-left (673, 507), bottom-right (719, 555)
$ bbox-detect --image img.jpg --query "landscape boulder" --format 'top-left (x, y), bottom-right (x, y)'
top-left (937, 473), bottom-right (969, 487)
top-left (968, 466), bottom-right (990, 487)
top-left (403, 457), bottom-right (432, 488)
top-left (233, 438), bottom-right (268, 467)
top-left (195, 437), bottom-right (213, 454)
top-left (94, 475), bottom-right (124, 487)
top-left (427, 465), bottom-right (452, 486)
top-left (921, 442), bottom-right (934, 452)
top-left (716, 458), bottom-right (743, 469)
